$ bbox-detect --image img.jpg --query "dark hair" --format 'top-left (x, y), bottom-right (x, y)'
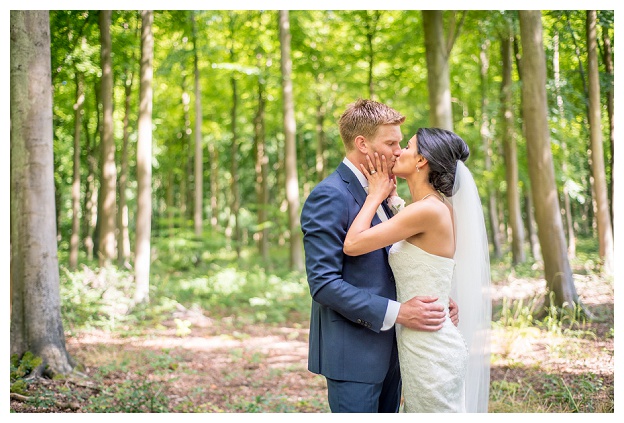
top-left (416, 128), bottom-right (470, 197)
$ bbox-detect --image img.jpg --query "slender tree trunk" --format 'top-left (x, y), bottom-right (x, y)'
top-left (364, 11), bottom-right (380, 100)
top-left (69, 72), bottom-right (85, 269)
top-left (422, 11), bottom-right (465, 131)
top-left (480, 39), bottom-right (501, 258)
top-left (601, 22), bottom-right (614, 222)
top-left (97, 10), bottom-right (117, 266)
top-left (180, 74), bottom-right (191, 222)
top-left (192, 11), bottom-right (204, 237)
top-left (525, 190), bottom-right (542, 262)
top-left (117, 70), bottom-right (133, 266)
top-left (279, 10), bottom-right (303, 271)
top-left (209, 136), bottom-right (219, 229)
top-left (134, 10), bottom-right (154, 304)
top-left (254, 67), bottom-right (269, 262)
top-left (500, 27), bottom-right (525, 264)
top-left (553, 32), bottom-right (576, 258)
top-left (315, 91), bottom-right (327, 183)
top-left (82, 114), bottom-right (98, 261)
top-left (167, 172), bottom-right (174, 234)
top-left (230, 74), bottom-right (241, 257)
top-left (519, 10), bottom-right (579, 312)
top-left (422, 11), bottom-right (452, 130)
top-left (10, 9), bottom-right (74, 374)
top-left (229, 14), bottom-right (241, 257)
top-left (586, 10), bottom-right (614, 276)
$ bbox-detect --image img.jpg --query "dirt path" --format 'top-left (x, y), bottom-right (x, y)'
top-left (11, 274), bottom-right (613, 413)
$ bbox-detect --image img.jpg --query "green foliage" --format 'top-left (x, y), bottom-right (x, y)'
top-left (10, 352), bottom-right (43, 395)
top-left (84, 376), bottom-right (171, 412)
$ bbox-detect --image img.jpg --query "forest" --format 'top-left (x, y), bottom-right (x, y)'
top-left (10, 9), bottom-right (614, 413)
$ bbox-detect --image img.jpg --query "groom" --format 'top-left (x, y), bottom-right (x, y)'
top-left (300, 99), bottom-right (458, 413)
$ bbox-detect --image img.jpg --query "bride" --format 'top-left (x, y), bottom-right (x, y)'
top-left (343, 128), bottom-right (491, 412)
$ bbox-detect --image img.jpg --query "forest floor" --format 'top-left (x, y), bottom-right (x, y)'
top-left (10, 273), bottom-right (614, 413)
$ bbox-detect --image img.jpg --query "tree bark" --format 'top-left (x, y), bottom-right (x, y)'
top-left (82, 109), bottom-right (98, 261)
top-left (422, 10), bottom-right (453, 130)
top-left (279, 10), bottom-right (303, 271)
top-left (69, 72), bottom-right (85, 269)
top-left (586, 10), bottom-right (614, 276)
top-left (97, 10), bottom-right (117, 266)
top-left (134, 10), bottom-right (154, 304)
top-left (480, 39), bottom-right (501, 259)
top-left (553, 31), bottom-right (576, 258)
top-left (10, 9), bottom-right (74, 375)
top-left (519, 10), bottom-right (579, 312)
top-left (524, 190), bottom-right (542, 262)
top-left (180, 73), bottom-right (191, 221)
top-left (254, 63), bottom-right (269, 262)
top-left (364, 11), bottom-right (381, 100)
top-left (315, 90), bottom-right (327, 183)
top-left (229, 13), bottom-right (241, 257)
top-left (118, 69), bottom-right (133, 266)
top-left (192, 11), bottom-right (204, 237)
top-left (500, 27), bottom-right (525, 264)
top-left (600, 21), bottom-right (614, 222)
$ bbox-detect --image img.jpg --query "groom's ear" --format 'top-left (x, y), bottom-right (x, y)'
top-left (354, 135), bottom-right (368, 153)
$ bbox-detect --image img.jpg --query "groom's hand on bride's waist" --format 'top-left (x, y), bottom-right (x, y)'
top-left (396, 296), bottom-right (446, 331)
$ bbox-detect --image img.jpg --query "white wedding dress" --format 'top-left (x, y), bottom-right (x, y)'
top-left (389, 240), bottom-right (469, 412)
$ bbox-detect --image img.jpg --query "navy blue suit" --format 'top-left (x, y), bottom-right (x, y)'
top-left (300, 162), bottom-right (401, 412)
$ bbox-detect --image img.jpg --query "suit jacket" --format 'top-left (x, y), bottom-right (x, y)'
top-left (300, 161), bottom-right (397, 383)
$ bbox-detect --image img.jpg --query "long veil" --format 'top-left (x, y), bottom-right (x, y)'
top-left (449, 160), bottom-right (492, 413)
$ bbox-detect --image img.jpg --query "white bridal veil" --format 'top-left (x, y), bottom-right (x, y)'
top-left (449, 160), bottom-right (492, 413)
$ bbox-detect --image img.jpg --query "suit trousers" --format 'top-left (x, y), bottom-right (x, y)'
top-left (325, 343), bottom-right (402, 413)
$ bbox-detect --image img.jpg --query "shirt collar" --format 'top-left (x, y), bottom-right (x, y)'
top-left (342, 157), bottom-right (368, 187)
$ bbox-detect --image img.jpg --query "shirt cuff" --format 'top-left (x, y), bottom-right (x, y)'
top-left (381, 300), bottom-right (401, 331)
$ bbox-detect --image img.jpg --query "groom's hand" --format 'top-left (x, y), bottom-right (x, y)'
top-left (396, 296), bottom-right (445, 331)
top-left (449, 297), bottom-right (459, 327)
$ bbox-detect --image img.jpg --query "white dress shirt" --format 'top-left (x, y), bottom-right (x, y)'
top-left (343, 158), bottom-right (400, 331)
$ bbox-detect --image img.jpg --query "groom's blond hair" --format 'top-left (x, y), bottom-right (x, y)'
top-left (338, 99), bottom-right (405, 152)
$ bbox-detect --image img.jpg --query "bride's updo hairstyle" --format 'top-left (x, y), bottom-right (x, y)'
top-left (416, 128), bottom-right (470, 197)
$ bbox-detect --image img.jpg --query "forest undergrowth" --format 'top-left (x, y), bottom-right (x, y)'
top-left (10, 236), bottom-right (614, 413)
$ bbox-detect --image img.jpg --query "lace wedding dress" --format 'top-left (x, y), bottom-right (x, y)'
top-left (389, 240), bottom-right (469, 412)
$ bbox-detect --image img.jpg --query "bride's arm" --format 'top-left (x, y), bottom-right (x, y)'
top-left (344, 154), bottom-right (434, 256)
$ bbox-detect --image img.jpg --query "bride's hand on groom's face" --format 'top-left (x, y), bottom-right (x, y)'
top-left (360, 153), bottom-right (395, 200)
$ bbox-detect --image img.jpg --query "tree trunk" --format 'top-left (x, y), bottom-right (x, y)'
top-left (422, 11), bottom-right (452, 130)
top-left (364, 11), bottom-right (380, 100)
top-left (230, 74), bottom-right (241, 257)
top-left (422, 11), bottom-right (465, 131)
top-left (315, 91), bottom-right (327, 183)
top-left (134, 10), bottom-right (154, 304)
top-left (586, 10), bottom-right (614, 276)
top-left (553, 31), bottom-right (576, 258)
top-left (209, 135), bottom-right (219, 229)
top-left (82, 112), bottom-right (98, 261)
top-left (97, 10), bottom-right (117, 266)
top-left (192, 11), bottom-right (204, 237)
top-left (10, 9), bottom-right (74, 375)
top-left (279, 10), bottom-right (303, 271)
top-left (601, 22), bottom-right (614, 222)
top-left (524, 190), bottom-right (542, 262)
top-left (479, 39), bottom-right (502, 259)
top-left (118, 69), bottom-right (133, 266)
top-left (519, 10), bottom-right (579, 312)
top-left (229, 14), bottom-right (241, 257)
top-left (180, 74), bottom-right (191, 222)
top-left (500, 27), bottom-right (525, 264)
top-left (254, 66), bottom-right (269, 262)
top-left (69, 72), bottom-right (85, 269)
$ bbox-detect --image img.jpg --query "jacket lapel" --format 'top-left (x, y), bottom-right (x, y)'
top-left (337, 162), bottom-right (386, 227)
